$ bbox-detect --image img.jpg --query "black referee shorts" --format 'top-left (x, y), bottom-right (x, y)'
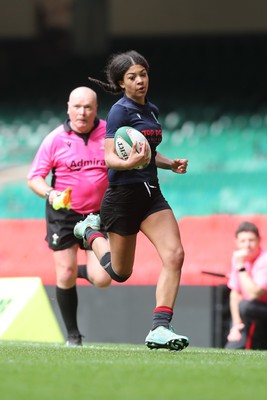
top-left (45, 203), bottom-right (105, 251)
top-left (100, 181), bottom-right (171, 235)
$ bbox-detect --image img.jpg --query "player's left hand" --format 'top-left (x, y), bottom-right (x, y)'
top-left (171, 159), bottom-right (188, 174)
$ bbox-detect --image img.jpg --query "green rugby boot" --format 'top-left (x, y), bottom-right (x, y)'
top-left (145, 326), bottom-right (189, 351)
top-left (73, 213), bottom-right (100, 239)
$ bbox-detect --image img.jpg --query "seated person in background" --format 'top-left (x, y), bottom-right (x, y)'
top-left (225, 221), bottom-right (267, 350)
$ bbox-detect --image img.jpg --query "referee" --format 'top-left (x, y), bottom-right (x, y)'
top-left (28, 87), bottom-right (111, 346)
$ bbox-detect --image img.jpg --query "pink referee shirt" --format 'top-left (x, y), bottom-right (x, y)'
top-left (28, 119), bottom-right (108, 214)
top-left (227, 248), bottom-right (267, 303)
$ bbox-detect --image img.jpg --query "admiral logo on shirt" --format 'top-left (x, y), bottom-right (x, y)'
top-left (66, 159), bottom-right (106, 171)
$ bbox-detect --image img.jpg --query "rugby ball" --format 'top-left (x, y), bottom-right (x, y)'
top-left (114, 126), bottom-right (151, 169)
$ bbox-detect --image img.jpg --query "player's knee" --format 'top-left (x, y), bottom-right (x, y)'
top-left (165, 247), bottom-right (184, 272)
top-left (100, 252), bottom-right (132, 283)
top-left (177, 246), bottom-right (185, 267)
top-left (112, 270), bottom-right (132, 283)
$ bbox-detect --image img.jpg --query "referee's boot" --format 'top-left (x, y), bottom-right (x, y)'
top-left (66, 333), bottom-right (83, 347)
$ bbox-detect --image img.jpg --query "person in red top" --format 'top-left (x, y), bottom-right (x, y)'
top-left (225, 221), bottom-right (267, 350)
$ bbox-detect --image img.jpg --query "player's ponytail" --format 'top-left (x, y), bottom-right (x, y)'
top-left (88, 50), bottom-right (149, 96)
top-left (88, 77), bottom-right (122, 95)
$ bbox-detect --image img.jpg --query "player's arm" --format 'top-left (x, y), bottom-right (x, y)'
top-left (155, 152), bottom-right (188, 174)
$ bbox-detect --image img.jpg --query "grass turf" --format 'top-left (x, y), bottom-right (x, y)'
top-left (0, 342), bottom-right (266, 400)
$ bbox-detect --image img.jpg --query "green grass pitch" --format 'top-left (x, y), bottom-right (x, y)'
top-left (0, 342), bottom-right (266, 400)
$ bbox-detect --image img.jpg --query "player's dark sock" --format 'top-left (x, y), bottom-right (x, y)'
top-left (100, 252), bottom-right (131, 282)
top-left (84, 227), bottom-right (105, 250)
top-left (56, 285), bottom-right (80, 336)
top-left (152, 306), bottom-right (173, 330)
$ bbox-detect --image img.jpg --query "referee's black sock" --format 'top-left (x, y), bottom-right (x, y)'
top-left (56, 285), bottom-right (80, 336)
top-left (77, 264), bottom-right (89, 281)
top-left (77, 264), bottom-right (94, 284)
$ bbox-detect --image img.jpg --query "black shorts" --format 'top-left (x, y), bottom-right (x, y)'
top-left (45, 203), bottom-right (105, 251)
top-left (100, 181), bottom-right (171, 235)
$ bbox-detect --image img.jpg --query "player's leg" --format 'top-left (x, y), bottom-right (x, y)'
top-left (84, 238), bottom-right (112, 287)
top-left (107, 231), bottom-right (137, 279)
top-left (78, 232), bottom-right (137, 282)
top-left (87, 229), bottom-right (138, 284)
top-left (142, 209), bottom-right (183, 307)
top-left (95, 183), bottom-right (142, 281)
top-left (141, 209), bottom-right (189, 351)
top-left (53, 245), bottom-right (83, 346)
top-left (73, 209), bottom-right (138, 286)
top-left (73, 213), bottom-right (113, 279)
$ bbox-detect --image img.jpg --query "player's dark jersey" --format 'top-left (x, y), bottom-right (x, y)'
top-left (106, 94), bottom-right (162, 185)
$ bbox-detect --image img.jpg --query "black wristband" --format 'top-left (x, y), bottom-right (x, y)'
top-left (238, 267), bottom-right (246, 272)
